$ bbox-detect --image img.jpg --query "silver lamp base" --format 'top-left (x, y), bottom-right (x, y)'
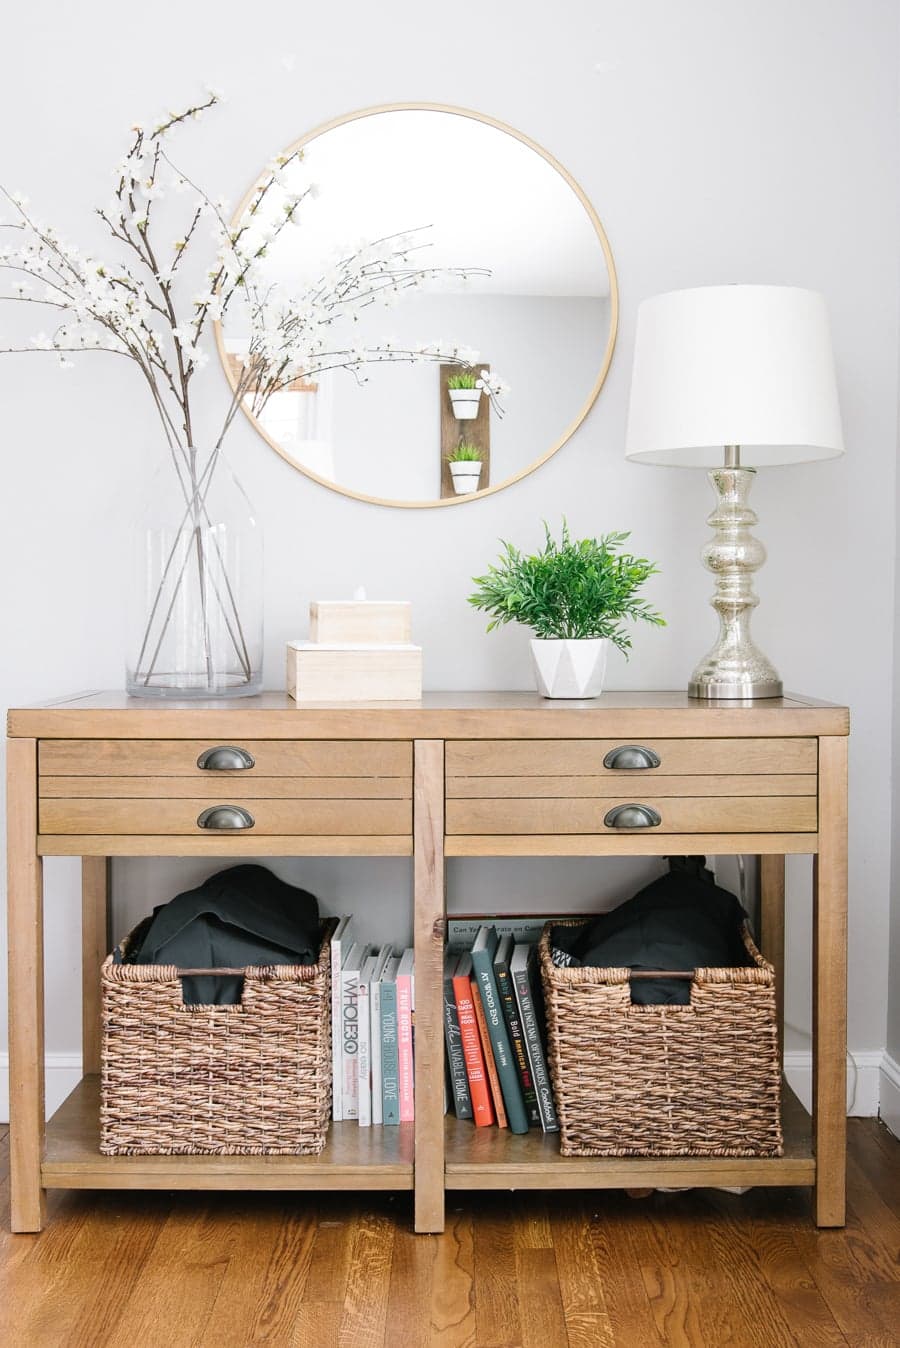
top-left (688, 451), bottom-right (783, 701)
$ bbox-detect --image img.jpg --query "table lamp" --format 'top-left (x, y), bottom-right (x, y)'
top-left (625, 284), bottom-right (844, 699)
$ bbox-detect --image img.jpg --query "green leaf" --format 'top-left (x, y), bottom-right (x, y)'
top-left (466, 518), bottom-right (664, 657)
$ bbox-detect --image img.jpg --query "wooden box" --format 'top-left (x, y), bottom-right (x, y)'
top-left (309, 601), bottom-right (411, 645)
top-left (286, 642), bottom-right (423, 702)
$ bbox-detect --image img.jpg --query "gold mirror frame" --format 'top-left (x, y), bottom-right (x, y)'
top-left (215, 102), bottom-right (619, 509)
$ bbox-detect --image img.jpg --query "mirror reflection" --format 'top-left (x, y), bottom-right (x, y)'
top-left (219, 106), bottom-right (617, 506)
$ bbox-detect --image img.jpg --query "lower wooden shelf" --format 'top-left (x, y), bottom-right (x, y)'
top-left (42, 1076), bottom-right (414, 1191)
top-left (443, 1084), bottom-right (815, 1191)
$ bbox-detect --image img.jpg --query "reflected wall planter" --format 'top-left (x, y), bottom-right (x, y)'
top-left (448, 388), bottom-right (482, 420)
top-left (449, 460), bottom-right (483, 495)
top-left (530, 638), bottom-right (608, 699)
top-left (126, 446), bottom-right (263, 699)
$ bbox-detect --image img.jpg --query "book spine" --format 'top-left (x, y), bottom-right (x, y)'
top-left (443, 971), bottom-right (473, 1120)
top-left (513, 964), bottom-right (559, 1133)
top-left (470, 949), bottom-right (530, 1134)
top-left (495, 961), bottom-right (540, 1126)
top-left (370, 977), bottom-right (383, 1127)
top-left (357, 975), bottom-right (371, 1127)
top-left (330, 931), bottom-right (344, 1121)
top-left (470, 976), bottom-right (507, 1129)
top-left (341, 967), bottom-right (361, 1121)
top-left (452, 974), bottom-right (494, 1126)
top-left (381, 980), bottom-right (400, 1125)
top-left (397, 973), bottom-right (415, 1122)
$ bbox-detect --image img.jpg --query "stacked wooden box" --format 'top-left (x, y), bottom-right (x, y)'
top-left (287, 600), bottom-right (422, 702)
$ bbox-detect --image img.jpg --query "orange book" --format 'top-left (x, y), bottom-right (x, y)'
top-left (470, 976), bottom-right (508, 1128)
top-left (452, 959), bottom-right (495, 1127)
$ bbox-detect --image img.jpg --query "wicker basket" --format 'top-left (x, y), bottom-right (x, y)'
top-left (100, 918), bottom-right (336, 1156)
top-left (539, 918), bottom-right (783, 1158)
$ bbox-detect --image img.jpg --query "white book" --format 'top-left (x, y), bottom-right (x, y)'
top-left (340, 940), bottom-right (367, 1121)
top-left (330, 916), bottom-right (355, 1121)
top-left (356, 951), bottom-right (379, 1128)
top-left (368, 945), bottom-right (394, 1126)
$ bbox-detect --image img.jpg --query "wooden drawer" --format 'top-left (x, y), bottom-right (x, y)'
top-left (447, 736), bottom-right (818, 836)
top-left (446, 796), bottom-right (817, 835)
top-left (39, 738), bottom-right (411, 779)
top-left (38, 738), bottom-right (412, 838)
top-left (39, 797), bottom-right (410, 837)
top-left (446, 737), bottom-right (817, 778)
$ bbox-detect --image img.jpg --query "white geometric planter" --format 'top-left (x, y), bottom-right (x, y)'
top-left (530, 638), bottom-right (609, 699)
top-left (448, 388), bottom-right (482, 420)
top-left (449, 460), bottom-right (482, 495)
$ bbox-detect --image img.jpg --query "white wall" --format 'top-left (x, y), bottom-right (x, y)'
top-left (2, 0), bottom-right (899, 1108)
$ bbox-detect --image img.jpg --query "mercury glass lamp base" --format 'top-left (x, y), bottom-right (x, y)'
top-left (688, 675), bottom-right (783, 700)
top-left (687, 458), bottom-right (784, 702)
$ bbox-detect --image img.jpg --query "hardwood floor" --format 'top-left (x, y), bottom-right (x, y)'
top-left (1, 1120), bottom-right (898, 1347)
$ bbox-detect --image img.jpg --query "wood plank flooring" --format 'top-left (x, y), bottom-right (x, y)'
top-left (1, 1120), bottom-right (898, 1347)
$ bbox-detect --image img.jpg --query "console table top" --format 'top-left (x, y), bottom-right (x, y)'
top-left (7, 689), bottom-right (849, 738)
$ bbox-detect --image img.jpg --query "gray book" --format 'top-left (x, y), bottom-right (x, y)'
top-left (511, 942), bottom-right (559, 1133)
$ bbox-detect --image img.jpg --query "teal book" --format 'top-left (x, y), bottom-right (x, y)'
top-left (470, 926), bottom-right (529, 1134)
top-left (380, 955), bottom-right (401, 1125)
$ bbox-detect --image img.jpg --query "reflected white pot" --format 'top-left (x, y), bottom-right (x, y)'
top-left (530, 638), bottom-right (609, 699)
top-left (449, 460), bottom-right (482, 495)
top-left (448, 388), bottom-right (482, 419)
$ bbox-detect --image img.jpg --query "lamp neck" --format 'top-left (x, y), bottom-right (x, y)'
top-left (724, 444), bottom-right (741, 468)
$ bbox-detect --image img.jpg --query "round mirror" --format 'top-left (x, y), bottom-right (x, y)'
top-left (217, 104), bottom-right (617, 507)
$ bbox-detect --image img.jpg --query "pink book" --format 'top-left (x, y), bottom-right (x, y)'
top-left (396, 948), bottom-right (415, 1122)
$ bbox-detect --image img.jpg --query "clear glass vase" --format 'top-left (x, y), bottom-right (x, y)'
top-left (126, 445), bottom-right (263, 698)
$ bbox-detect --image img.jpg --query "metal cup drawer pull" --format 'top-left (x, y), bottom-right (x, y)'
top-left (197, 805), bottom-right (255, 830)
top-left (604, 803), bottom-right (661, 829)
top-left (196, 745), bottom-right (255, 771)
top-left (602, 745), bottom-right (660, 770)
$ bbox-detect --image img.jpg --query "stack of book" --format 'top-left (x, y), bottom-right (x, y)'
top-left (330, 917), bottom-right (415, 1126)
top-left (443, 918), bottom-right (560, 1135)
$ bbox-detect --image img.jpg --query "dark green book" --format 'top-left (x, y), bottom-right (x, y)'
top-left (470, 926), bottom-right (529, 1134)
top-left (493, 933), bottom-right (540, 1126)
top-left (510, 942), bottom-right (559, 1133)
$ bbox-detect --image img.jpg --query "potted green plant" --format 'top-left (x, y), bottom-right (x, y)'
top-left (447, 370), bottom-right (482, 418)
top-left (447, 442), bottom-right (483, 494)
top-left (468, 522), bottom-right (665, 697)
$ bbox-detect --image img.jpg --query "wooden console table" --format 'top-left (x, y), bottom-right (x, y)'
top-left (6, 690), bottom-right (848, 1234)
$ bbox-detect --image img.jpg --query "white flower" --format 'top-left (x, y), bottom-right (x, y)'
top-left (476, 369), bottom-right (511, 399)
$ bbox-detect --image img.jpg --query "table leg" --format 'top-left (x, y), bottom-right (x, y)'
top-left (6, 737), bottom-right (46, 1232)
top-left (413, 739), bottom-right (446, 1234)
top-left (812, 735), bottom-right (848, 1227)
top-left (759, 855), bottom-right (785, 1063)
top-left (82, 858), bottom-right (110, 1076)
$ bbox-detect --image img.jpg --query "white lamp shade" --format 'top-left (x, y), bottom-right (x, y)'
top-left (625, 285), bottom-right (844, 467)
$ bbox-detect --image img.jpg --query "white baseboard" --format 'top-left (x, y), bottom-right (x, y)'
top-left (783, 1049), bottom-right (883, 1117)
top-left (879, 1051), bottom-right (900, 1137)
top-left (1, 1053), bottom-right (83, 1123)
top-left (0, 1050), bottom-right (887, 1124)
